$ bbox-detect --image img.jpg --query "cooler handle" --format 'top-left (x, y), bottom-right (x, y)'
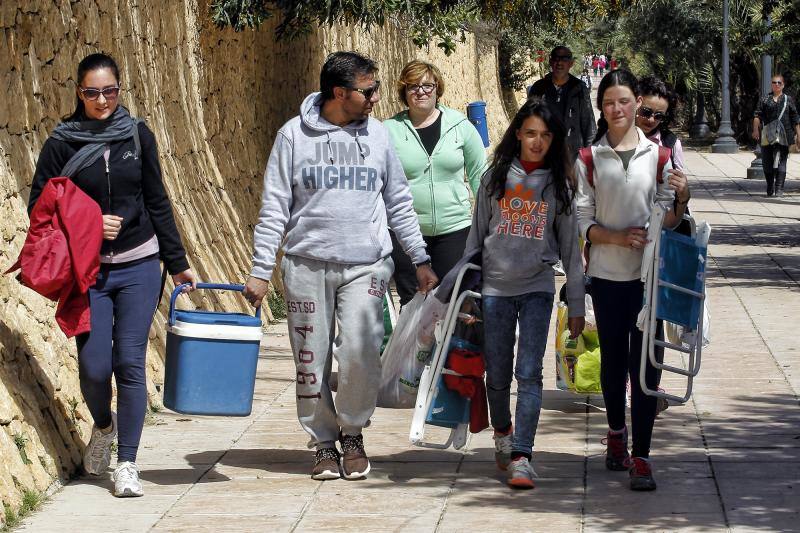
top-left (168, 283), bottom-right (261, 326)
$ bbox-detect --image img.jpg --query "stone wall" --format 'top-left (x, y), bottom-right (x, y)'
top-left (0, 0), bottom-right (508, 515)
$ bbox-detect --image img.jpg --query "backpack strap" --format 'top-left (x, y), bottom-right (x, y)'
top-left (578, 146), bottom-right (594, 187)
top-left (656, 146), bottom-right (672, 184)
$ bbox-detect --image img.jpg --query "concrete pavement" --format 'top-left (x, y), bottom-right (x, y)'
top-left (18, 151), bottom-right (800, 532)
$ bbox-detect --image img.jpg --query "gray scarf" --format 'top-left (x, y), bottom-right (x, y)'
top-left (50, 106), bottom-right (139, 178)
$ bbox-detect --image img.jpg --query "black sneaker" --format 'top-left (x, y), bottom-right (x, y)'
top-left (340, 433), bottom-right (370, 480)
top-left (629, 457), bottom-right (657, 491)
top-left (311, 447), bottom-right (341, 480)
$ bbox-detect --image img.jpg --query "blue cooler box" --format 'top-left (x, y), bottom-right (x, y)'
top-left (163, 283), bottom-right (262, 416)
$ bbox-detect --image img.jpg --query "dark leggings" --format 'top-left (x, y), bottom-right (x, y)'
top-left (390, 227), bottom-right (470, 306)
top-left (591, 277), bottom-right (660, 458)
top-left (76, 256), bottom-right (161, 463)
top-left (762, 143), bottom-right (789, 192)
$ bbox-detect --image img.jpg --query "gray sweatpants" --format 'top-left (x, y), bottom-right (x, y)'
top-left (281, 254), bottom-right (393, 450)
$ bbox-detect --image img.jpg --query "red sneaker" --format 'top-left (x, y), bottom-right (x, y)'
top-left (601, 427), bottom-right (631, 471)
top-left (629, 457), bottom-right (657, 491)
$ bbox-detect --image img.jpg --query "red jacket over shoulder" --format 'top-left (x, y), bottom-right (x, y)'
top-left (7, 177), bottom-right (103, 337)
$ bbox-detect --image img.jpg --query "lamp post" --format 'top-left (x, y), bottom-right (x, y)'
top-left (690, 93), bottom-right (711, 140)
top-left (712, 0), bottom-right (739, 153)
top-left (747, 3), bottom-right (773, 178)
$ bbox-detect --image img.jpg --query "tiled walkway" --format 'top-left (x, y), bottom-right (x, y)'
top-left (19, 151), bottom-right (800, 532)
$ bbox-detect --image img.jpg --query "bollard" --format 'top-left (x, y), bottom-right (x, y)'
top-left (466, 101), bottom-right (490, 148)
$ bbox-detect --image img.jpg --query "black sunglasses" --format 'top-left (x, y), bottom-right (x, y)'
top-left (638, 106), bottom-right (666, 122)
top-left (551, 55), bottom-right (573, 62)
top-left (79, 86), bottom-right (120, 101)
top-left (348, 80), bottom-right (381, 100)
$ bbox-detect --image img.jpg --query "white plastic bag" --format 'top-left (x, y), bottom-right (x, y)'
top-left (665, 301), bottom-right (711, 348)
top-left (376, 290), bottom-right (447, 408)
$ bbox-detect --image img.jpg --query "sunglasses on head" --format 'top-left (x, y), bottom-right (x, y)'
top-left (638, 106), bottom-right (666, 122)
top-left (79, 86), bottom-right (120, 101)
top-left (348, 80), bottom-right (381, 100)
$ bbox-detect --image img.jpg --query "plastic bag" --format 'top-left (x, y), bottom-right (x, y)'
top-left (554, 294), bottom-right (600, 391)
top-left (376, 290), bottom-right (447, 408)
top-left (665, 300), bottom-right (711, 348)
top-left (574, 348), bottom-right (602, 393)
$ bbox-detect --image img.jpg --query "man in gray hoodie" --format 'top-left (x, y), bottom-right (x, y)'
top-left (244, 52), bottom-right (438, 481)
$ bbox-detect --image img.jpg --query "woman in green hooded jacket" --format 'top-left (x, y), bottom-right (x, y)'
top-left (385, 60), bottom-right (487, 305)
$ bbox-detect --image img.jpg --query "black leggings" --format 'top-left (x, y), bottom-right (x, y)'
top-left (591, 277), bottom-right (661, 458)
top-left (762, 144), bottom-right (789, 191)
top-left (390, 227), bottom-right (470, 306)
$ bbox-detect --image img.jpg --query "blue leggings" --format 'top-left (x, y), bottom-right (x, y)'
top-left (76, 256), bottom-right (161, 463)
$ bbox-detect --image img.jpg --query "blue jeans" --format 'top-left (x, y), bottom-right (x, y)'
top-left (483, 292), bottom-right (554, 457)
top-left (76, 256), bottom-right (161, 463)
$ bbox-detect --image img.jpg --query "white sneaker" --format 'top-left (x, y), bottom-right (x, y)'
top-left (113, 461), bottom-right (144, 497)
top-left (493, 427), bottom-right (513, 471)
top-left (507, 456), bottom-right (536, 489)
top-left (83, 412), bottom-right (117, 475)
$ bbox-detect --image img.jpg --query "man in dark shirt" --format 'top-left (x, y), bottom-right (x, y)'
top-left (528, 46), bottom-right (596, 159)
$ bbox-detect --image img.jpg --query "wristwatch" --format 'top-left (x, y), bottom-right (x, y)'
top-left (414, 260), bottom-right (432, 268)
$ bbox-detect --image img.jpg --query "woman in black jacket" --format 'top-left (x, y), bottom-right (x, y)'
top-left (30, 53), bottom-right (195, 497)
top-left (752, 73), bottom-right (800, 197)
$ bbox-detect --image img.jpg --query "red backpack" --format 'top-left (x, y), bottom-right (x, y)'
top-left (578, 146), bottom-right (671, 188)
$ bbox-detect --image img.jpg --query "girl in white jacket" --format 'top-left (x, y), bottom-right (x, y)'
top-left (575, 70), bottom-right (690, 491)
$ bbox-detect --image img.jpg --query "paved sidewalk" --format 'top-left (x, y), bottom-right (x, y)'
top-left (19, 151), bottom-right (799, 532)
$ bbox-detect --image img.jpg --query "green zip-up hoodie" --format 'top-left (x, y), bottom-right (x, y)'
top-left (384, 105), bottom-right (487, 236)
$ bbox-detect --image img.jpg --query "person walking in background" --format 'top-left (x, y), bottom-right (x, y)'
top-left (527, 46), bottom-right (596, 160)
top-left (384, 60), bottom-right (487, 306)
top-left (752, 73), bottom-right (800, 197)
top-left (30, 53), bottom-right (196, 497)
top-left (575, 70), bottom-right (690, 491)
top-left (467, 98), bottom-right (585, 489)
top-left (592, 56), bottom-right (600, 77)
top-left (243, 52), bottom-right (438, 481)
top-left (580, 69), bottom-right (592, 90)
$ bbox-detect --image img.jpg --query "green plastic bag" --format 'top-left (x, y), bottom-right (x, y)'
top-left (574, 348), bottom-right (602, 393)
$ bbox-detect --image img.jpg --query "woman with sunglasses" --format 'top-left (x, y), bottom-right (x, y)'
top-left (29, 53), bottom-right (195, 497)
top-left (384, 60), bottom-right (487, 306)
top-left (752, 74), bottom-right (800, 197)
top-left (635, 76), bottom-right (685, 171)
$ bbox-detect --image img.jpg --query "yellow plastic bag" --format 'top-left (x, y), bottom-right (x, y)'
top-left (574, 348), bottom-right (602, 393)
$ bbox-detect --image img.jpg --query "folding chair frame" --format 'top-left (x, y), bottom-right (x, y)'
top-left (639, 206), bottom-right (708, 404)
top-left (410, 263), bottom-right (481, 450)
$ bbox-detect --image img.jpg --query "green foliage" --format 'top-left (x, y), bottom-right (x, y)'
top-left (593, 0), bottom-right (769, 141)
top-left (765, 2), bottom-right (800, 77)
top-left (11, 434), bottom-right (31, 466)
top-left (267, 287), bottom-right (287, 321)
top-left (66, 396), bottom-right (82, 438)
top-left (210, 1), bottom-right (479, 55)
top-left (1, 490), bottom-right (43, 532)
top-left (209, 1), bottom-right (628, 61)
